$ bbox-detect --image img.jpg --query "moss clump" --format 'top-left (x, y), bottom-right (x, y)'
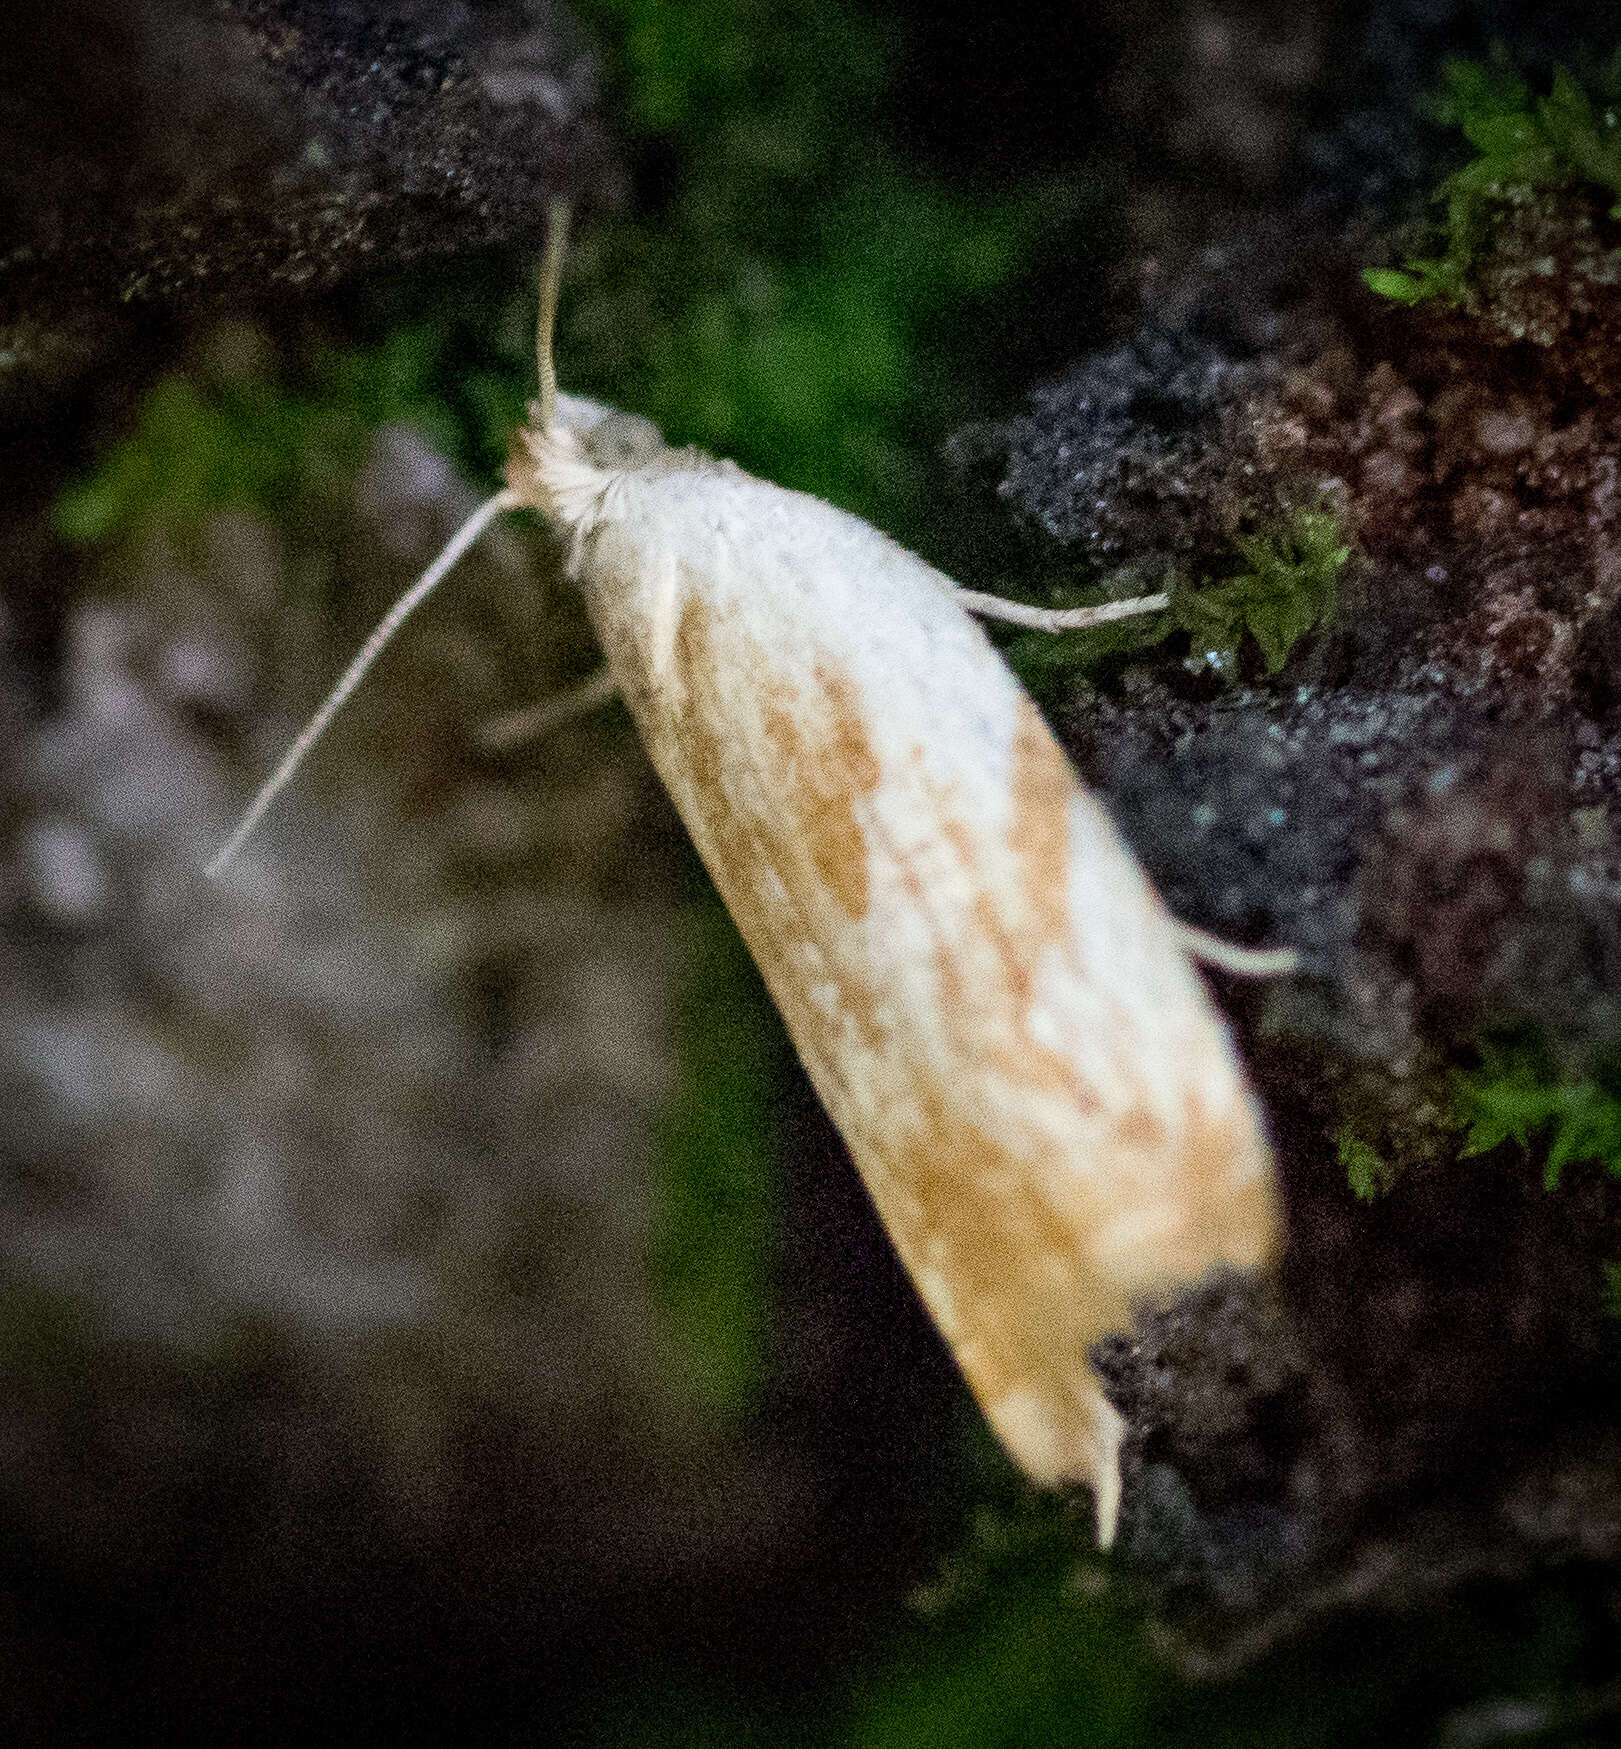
top-left (1364, 56), bottom-right (1621, 310)
top-left (1339, 1031), bottom-right (1621, 1208)
top-left (51, 353), bottom-right (372, 545)
top-left (1338, 1131), bottom-right (1398, 1202)
top-left (1003, 504), bottom-right (1349, 699)
top-left (1454, 1036), bottom-right (1621, 1191)
top-left (994, 573), bottom-right (1173, 704)
top-left (570, 0), bottom-right (1090, 538)
top-left (1177, 508), bottom-right (1348, 678)
top-left (51, 314), bottom-right (525, 549)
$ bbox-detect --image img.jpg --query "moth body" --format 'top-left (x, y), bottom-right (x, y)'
top-left (508, 394), bottom-right (1280, 1544)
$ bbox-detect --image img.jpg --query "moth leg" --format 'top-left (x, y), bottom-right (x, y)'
top-left (478, 666), bottom-right (620, 752)
top-left (1176, 922), bottom-right (1298, 978)
top-left (955, 588), bottom-right (1170, 634)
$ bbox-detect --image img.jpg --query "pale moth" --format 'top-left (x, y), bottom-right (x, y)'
top-left (209, 208), bottom-right (1288, 1546)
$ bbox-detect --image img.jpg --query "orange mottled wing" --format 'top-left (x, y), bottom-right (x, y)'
top-left (531, 433), bottom-right (1279, 1543)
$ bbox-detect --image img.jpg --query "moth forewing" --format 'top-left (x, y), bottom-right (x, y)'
top-left (508, 422), bottom-right (1280, 1545)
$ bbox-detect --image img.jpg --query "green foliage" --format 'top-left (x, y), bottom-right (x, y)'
top-left (606, 1483), bottom-right (1615, 1746)
top-left (53, 360), bottom-right (359, 545)
top-left (1364, 55), bottom-right (1621, 308)
top-left (569, 0), bottom-right (1093, 534)
top-left (52, 316), bottom-right (523, 548)
top-left (651, 898), bottom-right (784, 1418)
top-left (1454, 1038), bottom-right (1621, 1189)
top-left (1339, 1131), bottom-right (1398, 1202)
top-left (1003, 506), bottom-right (1349, 697)
top-left (999, 574), bottom-right (1174, 703)
top-left (846, 1554), bottom-right (1159, 1748)
top-left (1178, 509), bottom-right (1349, 676)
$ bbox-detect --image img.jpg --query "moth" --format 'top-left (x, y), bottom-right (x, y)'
top-left (210, 208), bottom-right (1286, 1545)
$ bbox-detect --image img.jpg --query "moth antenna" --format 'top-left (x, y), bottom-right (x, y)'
top-left (1176, 922), bottom-right (1299, 978)
top-left (535, 198), bottom-right (571, 432)
top-left (206, 487), bottom-right (520, 879)
top-left (479, 665), bottom-right (620, 752)
top-left (955, 588), bottom-right (1170, 634)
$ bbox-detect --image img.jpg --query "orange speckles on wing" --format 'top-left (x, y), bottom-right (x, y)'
top-left (1163, 1096), bottom-right (1278, 1276)
top-left (615, 581), bottom-right (1271, 1536)
top-left (655, 596), bottom-right (1139, 1489)
top-left (1006, 693), bottom-right (1080, 953)
top-left (664, 595), bottom-right (887, 1090)
top-left (759, 668), bottom-right (878, 923)
top-left (855, 1085), bottom-right (1135, 1493)
top-left (1116, 1107), bottom-right (1168, 1152)
top-left (815, 662), bottom-right (883, 793)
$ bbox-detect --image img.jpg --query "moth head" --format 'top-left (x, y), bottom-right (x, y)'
top-left (583, 410), bottom-right (665, 470)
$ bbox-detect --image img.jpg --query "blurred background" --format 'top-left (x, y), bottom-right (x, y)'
top-left (4, 0), bottom-right (1621, 1741)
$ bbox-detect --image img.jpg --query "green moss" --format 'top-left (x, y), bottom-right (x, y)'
top-left (604, 1484), bottom-right (1614, 1745)
top-left (995, 573), bottom-right (1173, 704)
top-left (53, 361), bottom-right (353, 545)
top-left (568, 0), bottom-right (1094, 537)
top-left (51, 316), bottom-right (518, 549)
top-left (1332, 1022), bottom-right (1621, 1222)
top-left (1004, 506), bottom-right (1349, 698)
top-left (650, 898), bottom-right (785, 1419)
top-left (1364, 55), bottom-right (1621, 309)
top-left (1177, 508), bottom-right (1349, 677)
top-left (1453, 1036), bottom-right (1621, 1190)
top-left (1339, 1131), bottom-right (1399, 1203)
top-left (845, 1533), bottom-right (1159, 1749)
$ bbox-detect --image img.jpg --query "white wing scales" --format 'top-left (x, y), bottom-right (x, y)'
top-left (545, 444), bottom-right (1279, 1545)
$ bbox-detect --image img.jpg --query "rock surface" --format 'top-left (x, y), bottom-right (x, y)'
top-left (8, 0), bottom-right (1621, 1727)
top-left (0, 0), bottom-right (613, 420)
top-left (959, 28), bottom-right (1621, 1658)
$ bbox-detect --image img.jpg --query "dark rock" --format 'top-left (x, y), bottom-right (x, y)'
top-left (0, 0), bottom-right (615, 419)
top-left (967, 330), bottom-right (1280, 571)
top-left (956, 4), bottom-right (1621, 1661)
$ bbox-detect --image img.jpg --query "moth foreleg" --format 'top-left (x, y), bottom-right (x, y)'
top-left (1176, 922), bottom-right (1299, 978)
top-left (955, 588), bottom-right (1170, 634)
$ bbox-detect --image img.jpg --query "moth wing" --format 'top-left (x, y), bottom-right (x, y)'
top-left (583, 465), bottom-right (1279, 1541)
